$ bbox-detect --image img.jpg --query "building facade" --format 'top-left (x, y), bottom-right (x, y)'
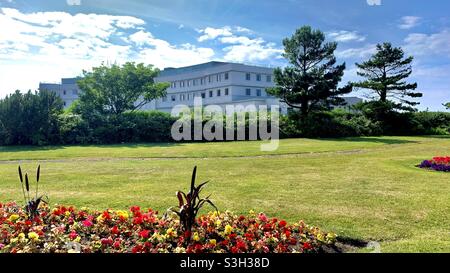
top-left (39, 78), bottom-right (81, 108)
top-left (38, 61), bottom-right (362, 113)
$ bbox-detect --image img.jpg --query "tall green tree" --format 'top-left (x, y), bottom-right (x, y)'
top-left (354, 43), bottom-right (421, 111)
top-left (267, 26), bottom-right (352, 118)
top-left (0, 90), bottom-right (63, 145)
top-left (76, 62), bottom-right (169, 117)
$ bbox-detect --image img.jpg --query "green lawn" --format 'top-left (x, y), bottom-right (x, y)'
top-left (1, 136), bottom-right (449, 252)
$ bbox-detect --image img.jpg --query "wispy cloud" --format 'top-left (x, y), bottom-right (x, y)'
top-left (335, 44), bottom-right (377, 59)
top-left (399, 16), bottom-right (421, 29)
top-left (403, 29), bottom-right (450, 57)
top-left (327, 31), bottom-right (366, 42)
top-left (197, 26), bottom-right (283, 63)
top-left (0, 8), bottom-right (215, 96)
top-left (66, 0), bottom-right (81, 6)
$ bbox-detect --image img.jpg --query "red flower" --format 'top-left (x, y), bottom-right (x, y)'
top-left (139, 229), bottom-right (150, 239)
top-left (113, 239), bottom-right (121, 249)
top-left (231, 246), bottom-right (239, 253)
top-left (111, 226), bottom-right (119, 235)
top-left (278, 220), bottom-right (287, 228)
top-left (303, 242), bottom-right (312, 250)
top-left (236, 240), bottom-right (247, 251)
top-left (133, 216), bottom-right (143, 225)
top-left (238, 215), bottom-right (246, 221)
top-left (101, 237), bottom-right (113, 246)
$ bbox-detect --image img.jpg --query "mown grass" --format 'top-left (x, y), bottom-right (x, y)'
top-left (0, 136), bottom-right (449, 252)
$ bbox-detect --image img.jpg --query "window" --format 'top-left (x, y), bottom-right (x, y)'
top-left (245, 88), bottom-right (251, 96)
top-left (63, 101), bottom-right (66, 106)
top-left (162, 96), bottom-right (167, 102)
top-left (193, 79), bottom-right (197, 86)
top-left (187, 80), bottom-right (190, 87)
top-left (200, 78), bottom-right (203, 85)
top-left (171, 95), bottom-right (176, 101)
top-left (216, 74), bottom-right (220, 81)
top-left (246, 73), bottom-right (251, 80)
top-left (201, 92), bottom-right (206, 99)
top-left (266, 75), bottom-right (271, 82)
top-left (63, 90), bottom-right (66, 95)
top-left (224, 73), bottom-right (229, 80)
top-left (256, 89), bottom-right (261, 96)
top-left (209, 90), bottom-right (213, 97)
top-left (217, 89), bottom-right (221, 96)
top-left (225, 88), bottom-right (229, 96)
top-left (208, 75), bottom-right (212, 83)
top-left (256, 74), bottom-right (261, 81)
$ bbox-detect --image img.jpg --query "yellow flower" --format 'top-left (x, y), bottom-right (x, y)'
top-left (317, 233), bottom-right (325, 242)
top-left (18, 233), bottom-right (25, 239)
top-left (209, 239), bottom-right (216, 246)
top-left (224, 225), bottom-right (233, 235)
top-left (116, 210), bottom-right (129, 219)
top-left (65, 211), bottom-right (71, 217)
top-left (28, 232), bottom-right (39, 242)
top-left (215, 220), bottom-right (222, 227)
top-left (166, 228), bottom-right (176, 237)
top-left (193, 232), bottom-right (200, 242)
top-left (96, 215), bottom-right (104, 222)
top-left (8, 214), bottom-right (20, 222)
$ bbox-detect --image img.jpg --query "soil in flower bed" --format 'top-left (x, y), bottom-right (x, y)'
top-left (0, 203), bottom-right (337, 253)
top-left (417, 156), bottom-right (450, 172)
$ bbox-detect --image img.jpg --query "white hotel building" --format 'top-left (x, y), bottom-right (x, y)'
top-left (39, 61), bottom-right (361, 113)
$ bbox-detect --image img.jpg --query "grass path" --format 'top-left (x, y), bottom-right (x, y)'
top-left (0, 136), bottom-right (449, 252)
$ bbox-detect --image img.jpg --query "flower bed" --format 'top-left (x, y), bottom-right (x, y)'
top-left (418, 156), bottom-right (450, 172)
top-left (0, 202), bottom-right (336, 253)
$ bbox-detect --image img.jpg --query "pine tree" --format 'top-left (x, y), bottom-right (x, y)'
top-left (267, 26), bottom-right (352, 118)
top-left (354, 43), bottom-right (421, 111)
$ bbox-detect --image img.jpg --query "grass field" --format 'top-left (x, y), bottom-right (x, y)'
top-left (1, 136), bottom-right (449, 252)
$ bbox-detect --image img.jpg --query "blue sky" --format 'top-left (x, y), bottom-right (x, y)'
top-left (0, 0), bottom-right (449, 110)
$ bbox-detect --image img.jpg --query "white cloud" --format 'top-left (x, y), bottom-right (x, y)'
top-left (178, 24), bottom-right (184, 29)
top-left (366, 0), bottom-right (381, 6)
top-left (66, 0), bottom-right (81, 6)
top-left (399, 16), bottom-right (421, 30)
top-left (197, 25), bottom-right (282, 63)
top-left (197, 26), bottom-right (233, 42)
top-left (403, 30), bottom-right (450, 57)
top-left (327, 31), bottom-right (366, 42)
top-left (0, 8), bottom-right (216, 96)
top-left (335, 44), bottom-right (377, 59)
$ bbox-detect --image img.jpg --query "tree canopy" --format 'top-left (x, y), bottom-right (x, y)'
top-left (354, 43), bottom-right (421, 111)
top-left (267, 25), bottom-right (352, 118)
top-left (76, 62), bottom-right (169, 117)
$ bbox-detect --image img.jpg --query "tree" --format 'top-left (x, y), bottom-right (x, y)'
top-left (267, 26), bottom-right (352, 118)
top-left (0, 90), bottom-right (63, 145)
top-left (444, 102), bottom-right (450, 110)
top-left (354, 43), bottom-right (421, 111)
top-left (76, 62), bottom-right (169, 117)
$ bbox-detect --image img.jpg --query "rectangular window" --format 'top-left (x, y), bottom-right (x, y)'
top-left (209, 90), bottom-right (213, 97)
top-left (63, 90), bottom-right (66, 95)
top-left (171, 95), bottom-right (176, 101)
top-left (162, 96), bottom-right (167, 102)
top-left (187, 81), bottom-right (190, 87)
top-left (217, 89), bottom-right (221, 96)
top-left (246, 88), bottom-right (251, 96)
top-left (201, 92), bottom-right (206, 99)
top-left (225, 88), bottom-right (229, 96)
top-left (256, 89), bottom-right (261, 96)
top-left (217, 74), bottom-right (220, 81)
top-left (208, 75), bottom-right (212, 83)
top-left (224, 73), bottom-right (229, 80)
top-left (256, 74), bottom-right (261, 81)
top-left (200, 78), bottom-right (203, 85)
top-left (266, 75), bottom-right (271, 82)
top-left (193, 79), bottom-right (197, 86)
top-left (246, 73), bottom-right (251, 80)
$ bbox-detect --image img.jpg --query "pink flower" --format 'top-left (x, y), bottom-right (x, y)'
top-left (82, 219), bottom-right (93, 227)
top-left (258, 213), bottom-right (268, 222)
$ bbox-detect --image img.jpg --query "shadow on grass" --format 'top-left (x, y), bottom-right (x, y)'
top-left (317, 136), bottom-right (419, 145)
top-left (0, 142), bottom-right (186, 152)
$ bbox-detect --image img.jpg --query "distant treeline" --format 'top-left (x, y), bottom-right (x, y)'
top-left (0, 90), bottom-right (448, 146)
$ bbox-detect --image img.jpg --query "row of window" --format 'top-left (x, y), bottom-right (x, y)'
top-left (62, 90), bottom-right (78, 95)
top-left (162, 88), bottom-right (231, 102)
top-left (170, 72), bottom-right (272, 89)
